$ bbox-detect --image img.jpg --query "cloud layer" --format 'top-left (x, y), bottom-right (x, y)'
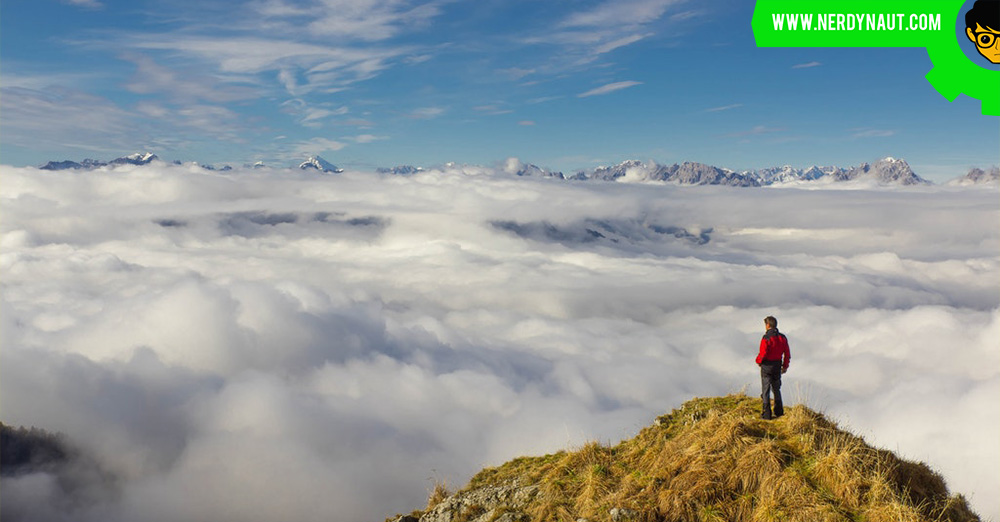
top-left (1, 164), bottom-right (997, 521)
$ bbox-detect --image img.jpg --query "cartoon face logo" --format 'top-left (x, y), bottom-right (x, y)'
top-left (965, 0), bottom-right (1000, 64)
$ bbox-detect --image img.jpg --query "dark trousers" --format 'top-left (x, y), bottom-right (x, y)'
top-left (760, 362), bottom-right (783, 419)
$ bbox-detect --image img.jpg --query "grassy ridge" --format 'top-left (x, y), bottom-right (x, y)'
top-left (405, 394), bottom-right (979, 522)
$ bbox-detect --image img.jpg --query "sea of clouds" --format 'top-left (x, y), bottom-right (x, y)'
top-left (1, 163), bottom-right (997, 521)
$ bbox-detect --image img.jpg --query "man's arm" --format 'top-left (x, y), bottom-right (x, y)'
top-left (781, 334), bottom-right (790, 372)
top-left (755, 337), bottom-right (767, 365)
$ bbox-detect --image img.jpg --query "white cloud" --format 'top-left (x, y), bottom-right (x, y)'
top-left (560, 0), bottom-right (685, 29)
top-left (302, 0), bottom-right (443, 42)
top-left (852, 128), bottom-right (896, 138)
top-left (290, 137), bottom-right (348, 157)
top-left (725, 124), bottom-right (786, 138)
top-left (706, 103), bottom-right (743, 112)
top-left (578, 81), bottom-right (643, 97)
top-left (519, 0), bottom-right (686, 73)
top-left (593, 33), bottom-right (651, 54)
top-left (0, 86), bottom-right (141, 153)
top-left (0, 164), bottom-right (997, 522)
top-left (408, 106), bottom-right (445, 119)
top-left (792, 61), bottom-right (822, 69)
top-left (497, 67), bottom-right (536, 81)
top-left (518, 120), bottom-right (535, 126)
top-left (63, 0), bottom-right (103, 8)
top-left (129, 36), bottom-right (409, 96)
top-left (123, 53), bottom-right (258, 104)
top-left (350, 134), bottom-right (387, 143)
top-left (473, 105), bottom-right (513, 116)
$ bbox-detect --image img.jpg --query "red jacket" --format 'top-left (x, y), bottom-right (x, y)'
top-left (756, 328), bottom-right (790, 369)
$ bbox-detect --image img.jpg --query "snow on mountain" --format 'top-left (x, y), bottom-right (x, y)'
top-left (840, 157), bottom-right (928, 185)
top-left (376, 165), bottom-right (425, 175)
top-left (299, 156), bottom-right (343, 173)
top-left (579, 160), bottom-right (759, 186)
top-left (500, 157), bottom-right (565, 179)
top-left (27, 153), bottom-right (977, 189)
top-left (753, 164), bottom-right (842, 184)
top-left (949, 166), bottom-right (1000, 186)
top-left (742, 157), bottom-right (927, 186)
top-left (109, 152), bottom-right (159, 166)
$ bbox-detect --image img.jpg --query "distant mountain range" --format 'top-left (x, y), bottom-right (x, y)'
top-left (39, 152), bottom-right (160, 170)
top-left (33, 153), bottom-right (998, 187)
top-left (484, 156), bottom-right (937, 186)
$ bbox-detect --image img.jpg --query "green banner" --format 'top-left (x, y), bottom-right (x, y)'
top-left (751, 0), bottom-right (1000, 116)
top-left (752, 1), bottom-right (956, 47)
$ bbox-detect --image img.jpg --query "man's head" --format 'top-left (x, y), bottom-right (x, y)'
top-left (966, 0), bottom-right (1000, 64)
top-left (764, 316), bottom-right (777, 330)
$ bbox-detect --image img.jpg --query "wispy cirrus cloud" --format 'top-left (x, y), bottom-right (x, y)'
top-left (286, 137), bottom-right (349, 160)
top-left (792, 61), bottom-right (822, 69)
top-left (706, 103), bottom-right (743, 112)
top-left (408, 106), bottom-right (446, 119)
top-left (62, 0), bottom-right (102, 9)
top-left (497, 67), bottom-right (536, 81)
top-left (559, 0), bottom-right (686, 29)
top-left (578, 81), bottom-right (642, 98)
top-left (593, 33), bottom-right (652, 54)
top-left (349, 134), bottom-right (387, 143)
top-left (474, 104), bottom-right (513, 116)
top-left (123, 53), bottom-right (259, 104)
top-left (725, 125), bottom-right (786, 138)
top-left (852, 128), bottom-right (896, 139)
top-left (280, 99), bottom-right (351, 128)
top-left (0, 86), bottom-right (141, 153)
top-left (520, 0), bottom-right (688, 70)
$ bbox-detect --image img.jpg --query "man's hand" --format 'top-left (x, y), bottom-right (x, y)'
top-left (781, 367), bottom-right (787, 374)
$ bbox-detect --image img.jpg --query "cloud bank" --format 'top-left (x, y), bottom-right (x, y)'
top-left (1, 164), bottom-right (997, 521)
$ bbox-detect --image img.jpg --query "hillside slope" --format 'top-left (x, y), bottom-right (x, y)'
top-left (387, 395), bottom-right (979, 522)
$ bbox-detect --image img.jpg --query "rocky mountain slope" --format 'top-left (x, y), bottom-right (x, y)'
top-left (385, 395), bottom-right (979, 522)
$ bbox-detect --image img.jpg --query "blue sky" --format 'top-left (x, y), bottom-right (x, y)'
top-left (1, 0), bottom-right (997, 181)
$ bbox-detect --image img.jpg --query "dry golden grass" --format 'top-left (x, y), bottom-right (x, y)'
top-left (415, 394), bottom-right (980, 522)
top-left (425, 481), bottom-right (450, 512)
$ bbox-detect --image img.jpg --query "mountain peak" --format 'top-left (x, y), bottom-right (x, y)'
top-left (386, 394), bottom-right (979, 522)
top-left (110, 152), bottom-right (159, 166)
top-left (299, 155), bottom-right (343, 173)
top-left (950, 166), bottom-right (1000, 186)
top-left (501, 157), bottom-right (565, 179)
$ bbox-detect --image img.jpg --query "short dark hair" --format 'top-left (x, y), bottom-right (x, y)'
top-left (966, 0), bottom-right (1000, 32)
top-left (764, 316), bottom-right (777, 329)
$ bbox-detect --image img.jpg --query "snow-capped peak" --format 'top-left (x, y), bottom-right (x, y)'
top-left (299, 155), bottom-right (343, 173)
top-left (110, 152), bottom-right (159, 166)
top-left (126, 152), bottom-right (157, 162)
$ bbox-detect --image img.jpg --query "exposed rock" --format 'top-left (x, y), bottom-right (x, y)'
top-left (609, 507), bottom-right (637, 521)
top-left (417, 480), bottom-right (539, 522)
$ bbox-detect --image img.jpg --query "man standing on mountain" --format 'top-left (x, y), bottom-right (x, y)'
top-left (756, 316), bottom-right (790, 420)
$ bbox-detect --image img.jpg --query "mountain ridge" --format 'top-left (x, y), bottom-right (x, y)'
top-left (30, 153), bottom-right (997, 186)
top-left (385, 394), bottom-right (979, 522)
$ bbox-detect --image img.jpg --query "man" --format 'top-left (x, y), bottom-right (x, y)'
top-left (756, 316), bottom-right (790, 420)
top-left (965, 0), bottom-right (1000, 64)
